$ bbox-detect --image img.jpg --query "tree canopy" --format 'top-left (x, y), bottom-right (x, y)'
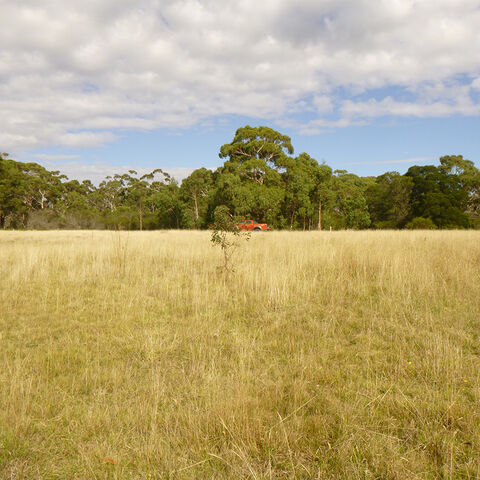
top-left (1, 127), bottom-right (479, 230)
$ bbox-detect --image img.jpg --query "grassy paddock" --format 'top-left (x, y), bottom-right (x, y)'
top-left (1, 230), bottom-right (479, 479)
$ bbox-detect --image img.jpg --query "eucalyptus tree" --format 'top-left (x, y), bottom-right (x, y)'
top-left (121, 169), bottom-right (171, 230)
top-left (281, 153), bottom-right (329, 230)
top-left (326, 171), bottom-right (371, 229)
top-left (56, 179), bottom-right (101, 228)
top-left (19, 162), bottom-right (66, 211)
top-left (180, 168), bottom-right (213, 228)
top-left (365, 172), bottom-right (413, 228)
top-left (97, 175), bottom-right (124, 214)
top-left (216, 126), bottom-right (293, 224)
top-left (405, 165), bottom-right (469, 228)
top-left (439, 155), bottom-right (480, 219)
top-left (219, 125), bottom-right (293, 184)
top-left (151, 179), bottom-right (183, 229)
top-left (0, 155), bottom-right (68, 227)
top-left (0, 154), bottom-right (28, 227)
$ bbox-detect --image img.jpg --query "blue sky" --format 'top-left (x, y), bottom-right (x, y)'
top-left (25, 114), bottom-right (480, 182)
top-left (1, 1), bottom-right (479, 183)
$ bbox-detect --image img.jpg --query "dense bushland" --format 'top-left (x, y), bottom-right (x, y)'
top-left (1, 126), bottom-right (479, 230)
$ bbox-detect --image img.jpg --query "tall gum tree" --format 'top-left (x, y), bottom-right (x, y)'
top-left (219, 126), bottom-right (293, 185)
top-left (439, 155), bottom-right (480, 219)
top-left (180, 168), bottom-right (213, 228)
top-left (365, 172), bottom-right (414, 228)
top-left (326, 171), bottom-right (371, 229)
top-left (405, 165), bottom-right (469, 228)
top-left (217, 126), bottom-right (294, 224)
top-left (281, 153), bottom-right (332, 230)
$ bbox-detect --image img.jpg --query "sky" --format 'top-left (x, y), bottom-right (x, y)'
top-left (1, 0), bottom-right (480, 183)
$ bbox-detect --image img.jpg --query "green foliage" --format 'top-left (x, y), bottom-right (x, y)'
top-left (439, 155), bottom-right (480, 219)
top-left (180, 168), bottom-right (214, 228)
top-left (405, 165), bottom-right (469, 228)
top-left (1, 131), bottom-right (479, 231)
top-left (216, 126), bottom-right (293, 227)
top-left (0, 155), bottom-right (30, 228)
top-left (366, 172), bottom-right (413, 228)
top-left (405, 217), bottom-right (438, 230)
top-left (283, 153), bottom-right (323, 229)
top-left (327, 172), bottom-right (371, 229)
top-left (219, 125), bottom-right (293, 184)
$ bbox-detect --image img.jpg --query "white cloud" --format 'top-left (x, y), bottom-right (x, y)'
top-left (345, 156), bottom-right (435, 166)
top-left (340, 96), bottom-right (480, 119)
top-left (471, 77), bottom-right (480, 89)
top-left (313, 95), bottom-right (334, 114)
top-left (57, 132), bottom-right (118, 148)
top-left (1, 0), bottom-right (480, 151)
top-left (31, 153), bottom-right (80, 161)
top-left (34, 159), bottom-right (195, 184)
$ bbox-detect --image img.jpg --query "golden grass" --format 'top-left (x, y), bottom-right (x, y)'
top-left (1, 230), bottom-right (479, 479)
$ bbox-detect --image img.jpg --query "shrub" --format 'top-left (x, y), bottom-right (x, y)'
top-left (405, 217), bottom-right (437, 230)
top-left (210, 205), bottom-right (250, 276)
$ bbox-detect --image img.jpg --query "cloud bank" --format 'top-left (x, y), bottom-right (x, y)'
top-left (1, 0), bottom-right (479, 151)
top-left (35, 157), bottom-right (195, 184)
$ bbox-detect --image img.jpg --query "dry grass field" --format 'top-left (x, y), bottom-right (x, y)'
top-left (1, 230), bottom-right (479, 479)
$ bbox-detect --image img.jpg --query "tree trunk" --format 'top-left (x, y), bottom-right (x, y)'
top-left (193, 194), bottom-right (199, 224)
top-left (318, 200), bottom-right (322, 230)
top-left (39, 190), bottom-right (47, 209)
top-left (139, 198), bottom-right (143, 231)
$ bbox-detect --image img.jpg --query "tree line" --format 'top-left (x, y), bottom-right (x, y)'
top-left (1, 126), bottom-right (479, 230)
